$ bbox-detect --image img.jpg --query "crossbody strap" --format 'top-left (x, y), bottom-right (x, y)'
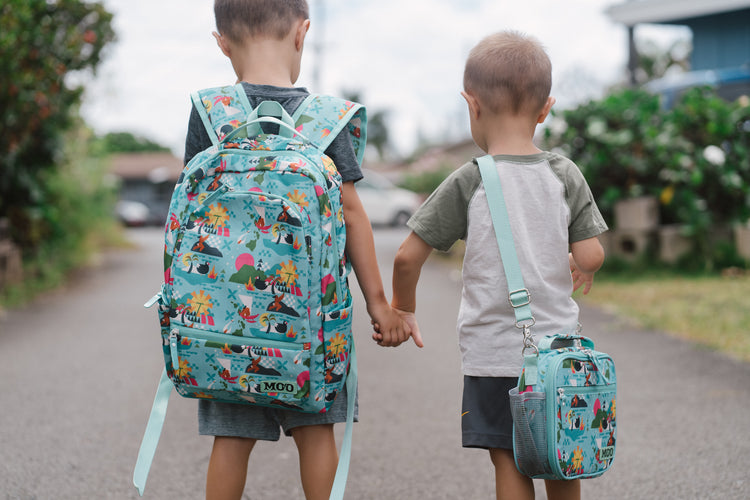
top-left (476, 155), bottom-right (537, 356)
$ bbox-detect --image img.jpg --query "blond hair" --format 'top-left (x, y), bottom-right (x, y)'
top-left (214, 0), bottom-right (309, 43)
top-left (463, 31), bottom-right (551, 115)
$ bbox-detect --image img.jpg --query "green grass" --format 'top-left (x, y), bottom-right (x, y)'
top-left (580, 272), bottom-right (750, 362)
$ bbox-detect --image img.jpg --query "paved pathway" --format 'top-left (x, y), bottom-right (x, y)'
top-left (0, 227), bottom-right (748, 499)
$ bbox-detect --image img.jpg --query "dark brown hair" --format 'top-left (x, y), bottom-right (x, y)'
top-left (464, 31), bottom-right (552, 115)
top-left (214, 0), bottom-right (309, 43)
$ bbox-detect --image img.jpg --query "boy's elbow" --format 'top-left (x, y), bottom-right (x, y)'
top-left (393, 232), bottom-right (432, 274)
top-left (393, 245), bottom-right (413, 274)
top-left (572, 237), bottom-right (605, 274)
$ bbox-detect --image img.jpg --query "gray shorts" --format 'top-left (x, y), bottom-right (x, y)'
top-left (461, 376), bottom-right (518, 450)
top-left (198, 386), bottom-right (358, 441)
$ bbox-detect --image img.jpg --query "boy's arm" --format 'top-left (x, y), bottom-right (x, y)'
top-left (569, 236), bottom-right (605, 295)
top-left (390, 231), bottom-right (433, 347)
top-left (341, 182), bottom-right (411, 347)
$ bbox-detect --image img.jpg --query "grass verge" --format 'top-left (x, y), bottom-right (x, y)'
top-left (580, 272), bottom-right (750, 363)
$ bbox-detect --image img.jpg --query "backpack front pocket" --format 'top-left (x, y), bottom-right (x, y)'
top-left (554, 385), bottom-right (617, 478)
top-left (165, 325), bottom-right (313, 410)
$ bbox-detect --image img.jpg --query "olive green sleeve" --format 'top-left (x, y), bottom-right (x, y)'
top-left (406, 161), bottom-right (482, 252)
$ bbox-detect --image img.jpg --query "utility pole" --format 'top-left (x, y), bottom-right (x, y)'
top-left (312, 0), bottom-right (325, 91)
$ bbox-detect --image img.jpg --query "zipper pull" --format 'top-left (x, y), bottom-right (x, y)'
top-left (201, 184), bottom-right (232, 206)
top-left (169, 329), bottom-right (180, 373)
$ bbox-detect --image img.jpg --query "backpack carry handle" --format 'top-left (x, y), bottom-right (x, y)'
top-left (222, 116), bottom-right (310, 144)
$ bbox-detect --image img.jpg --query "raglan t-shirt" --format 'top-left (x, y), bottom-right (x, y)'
top-left (183, 82), bottom-right (363, 183)
top-left (407, 152), bottom-right (608, 377)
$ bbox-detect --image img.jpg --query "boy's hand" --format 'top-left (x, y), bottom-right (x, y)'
top-left (368, 302), bottom-right (411, 347)
top-left (394, 309), bottom-right (423, 348)
top-left (371, 308), bottom-right (424, 348)
top-left (569, 253), bottom-right (595, 295)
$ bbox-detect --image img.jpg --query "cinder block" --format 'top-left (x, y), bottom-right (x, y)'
top-left (658, 225), bottom-right (692, 263)
top-left (736, 224), bottom-right (750, 260)
top-left (614, 197), bottom-right (659, 231)
top-left (610, 229), bottom-right (654, 261)
top-left (0, 241), bottom-right (22, 290)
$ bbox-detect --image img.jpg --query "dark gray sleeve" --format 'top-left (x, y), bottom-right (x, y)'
top-left (183, 106), bottom-right (212, 166)
top-left (406, 161), bottom-right (482, 252)
top-left (325, 128), bottom-right (362, 183)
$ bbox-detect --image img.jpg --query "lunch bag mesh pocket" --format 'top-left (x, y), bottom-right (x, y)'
top-left (509, 388), bottom-right (552, 477)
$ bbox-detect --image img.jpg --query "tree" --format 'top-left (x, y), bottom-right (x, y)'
top-left (91, 132), bottom-right (170, 155)
top-left (0, 0), bottom-right (115, 248)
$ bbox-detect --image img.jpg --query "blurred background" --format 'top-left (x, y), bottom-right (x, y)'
top-left (1, 0), bottom-right (749, 357)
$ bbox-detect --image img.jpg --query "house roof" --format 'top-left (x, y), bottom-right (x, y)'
top-left (110, 152), bottom-right (184, 183)
top-left (606, 0), bottom-right (750, 25)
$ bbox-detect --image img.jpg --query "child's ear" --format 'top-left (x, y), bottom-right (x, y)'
top-left (461, 91), bottom-right (480, 121)
top-left (295, 19), bottom-right (311, 51)
top-left (213, 31), bottom-right (231, 58)
top-left (537, 96), bottom-right (556, 124)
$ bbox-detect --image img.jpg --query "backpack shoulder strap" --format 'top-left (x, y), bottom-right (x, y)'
top-left (292, 95), bottom-right (367, 165)
top-left (190, 83), bottom-right (253, 145)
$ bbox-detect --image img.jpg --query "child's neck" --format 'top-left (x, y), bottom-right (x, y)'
top-left (483, 117), bottom-right (542, 156)
top-left (232, 40), bottom-right (298, 88)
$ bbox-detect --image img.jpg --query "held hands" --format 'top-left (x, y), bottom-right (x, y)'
top-left (569, 252), bottom-right (595, 295)
top-left (369, 303), bottom-right (424, 348)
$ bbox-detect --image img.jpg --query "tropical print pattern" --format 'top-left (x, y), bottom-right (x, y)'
top-left (516, 334), bottom-right (617, 479)
top-left (153, 85), bottom-right (366, 414)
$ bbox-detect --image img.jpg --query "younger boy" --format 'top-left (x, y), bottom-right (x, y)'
top-left (185, 1), bottom-right (411, 499)
top-left (389, 31), bottom-right (608, 500)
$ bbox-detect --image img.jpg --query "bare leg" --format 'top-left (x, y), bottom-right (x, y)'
top-left (545, 478), bottom-right (581, 500)
top-left (291, 424), bottom-right (338, 500)
top-left (489, 448), bottom-right (534, 500)
top-left (206, 436), bottom-right (256, 500)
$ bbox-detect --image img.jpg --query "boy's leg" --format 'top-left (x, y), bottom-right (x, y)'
top-left (544, 478), bottom-right (581, 500)
top-left (291, 424), bottom-right (338, 500)
top-left (489, 448), bottom-right (534, 500)
top-left (205, 436), bottom-right (256, 500)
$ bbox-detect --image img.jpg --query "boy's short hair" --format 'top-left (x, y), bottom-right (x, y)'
top-left (214, 0), bottom-right (309, 43)
top-left (463, 31), bottom-right (551, 116)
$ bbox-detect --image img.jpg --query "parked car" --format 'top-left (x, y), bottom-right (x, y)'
top-left (355, 169), bottom-right (422, 227)
top-left (115, 200), bottom-right (151, 227)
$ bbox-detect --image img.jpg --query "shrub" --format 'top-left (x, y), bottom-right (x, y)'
top-left (544, 87), bottom-right (750, 269)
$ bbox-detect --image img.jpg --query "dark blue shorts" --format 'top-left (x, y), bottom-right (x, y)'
top-left (461, 376), bottom-right (518, 450)
top-left (198, 385), bottom-right (358, 440)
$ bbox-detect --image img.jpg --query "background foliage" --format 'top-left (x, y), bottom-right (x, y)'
top-left (0, 0), bottom-right (119, 304)
top-left (0, 0), bottom-right (116, 250)
top-left (543, 87), bottom-right (750, 268)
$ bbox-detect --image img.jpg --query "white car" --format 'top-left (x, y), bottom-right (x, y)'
top-left (356, 169), bottom-right (422, 227)
top-left (115, 200), bottom-right (151, 227)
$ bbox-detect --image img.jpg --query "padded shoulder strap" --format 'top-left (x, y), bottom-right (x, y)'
top-left (292, 95), bottom-right (367, 165)
top-left (191, 83), bottom-right (253, 145)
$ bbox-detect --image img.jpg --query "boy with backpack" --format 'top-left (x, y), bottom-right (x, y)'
top-left (183, 1), bottom-right (412, 499)
top-left (388, 31), bottom-right (608, 500)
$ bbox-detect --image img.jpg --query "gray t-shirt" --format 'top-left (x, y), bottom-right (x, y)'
top-left (183, 82), bottom-right (363, 183)
top-left (408, 152), bottom-right (608, 377)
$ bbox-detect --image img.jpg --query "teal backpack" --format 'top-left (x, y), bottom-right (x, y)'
top-left (133, 84), bottom-right (366, 497)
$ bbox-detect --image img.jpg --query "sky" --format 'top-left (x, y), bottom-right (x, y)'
top-left (79, 0), bottom-right (691, 160)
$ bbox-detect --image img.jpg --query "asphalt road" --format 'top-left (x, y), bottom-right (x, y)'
top-left (1, 227), bottom-right (749, 499)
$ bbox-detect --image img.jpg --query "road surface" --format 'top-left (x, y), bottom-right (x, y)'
top-left (1, 227), bottom-right (748, 499)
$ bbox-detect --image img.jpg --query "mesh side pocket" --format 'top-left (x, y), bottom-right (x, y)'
top-left (509, 388), bottom-right (553, 477)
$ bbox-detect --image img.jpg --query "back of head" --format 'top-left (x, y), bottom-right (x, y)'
top-left (214, 0), bottom-right (309, 43)
top-left (463, 31), bottom-right (551, 116)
